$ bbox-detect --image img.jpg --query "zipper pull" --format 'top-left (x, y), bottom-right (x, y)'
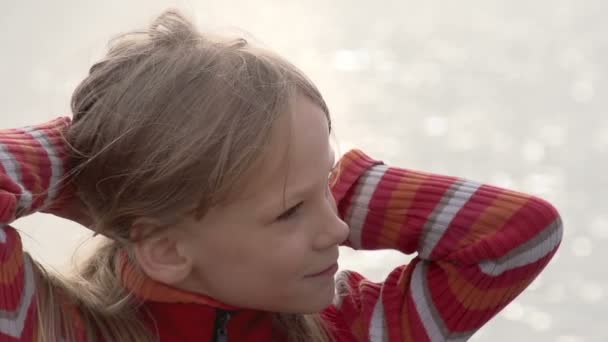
top-left (214, 310), bottom-right (232, 342)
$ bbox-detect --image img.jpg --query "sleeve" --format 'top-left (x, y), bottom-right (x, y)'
top-left (0, 117), bottom-right (72, 342)
top-left (328, 149), bottom-right (563, 342)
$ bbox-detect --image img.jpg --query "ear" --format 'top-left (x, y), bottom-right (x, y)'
top-left (131, 219), bottom-right (193, 286)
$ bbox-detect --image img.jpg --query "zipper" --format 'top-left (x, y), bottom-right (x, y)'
top-left (213, 309), bottom-right (232, 342)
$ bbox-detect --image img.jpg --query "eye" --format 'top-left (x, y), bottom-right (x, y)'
top-left (276, 202), bottom-right (303, 221)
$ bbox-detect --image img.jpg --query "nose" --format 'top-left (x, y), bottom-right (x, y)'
top-left (312, 192), bottom-right (350, 251)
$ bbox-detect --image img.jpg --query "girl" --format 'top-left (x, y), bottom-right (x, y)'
top-left (0, 10), bottom-right (562, 342)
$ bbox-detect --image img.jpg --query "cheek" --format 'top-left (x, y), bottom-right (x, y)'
top-left (263, 235), bottom-right (311, 277)
top-left (194, 231), bottom-right (310, 281)
top-left (233, 230), bottom-right (312, 279)
top-left (190, 228), bottom-right (334, 311)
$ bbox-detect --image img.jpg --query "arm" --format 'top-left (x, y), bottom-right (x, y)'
top-left (329, 149), bottom-right (563, 342)
top-left (0, 117), bottom-right (71, 341)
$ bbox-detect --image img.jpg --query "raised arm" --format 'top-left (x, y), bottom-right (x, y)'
top-left (328, 149), bottom-right (563, 341)
top-left (0, 117), bottom-right (71, 341)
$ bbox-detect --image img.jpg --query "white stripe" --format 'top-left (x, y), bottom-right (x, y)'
top-left (369, 296), bottom-right (388, 342)
top-left (0, 226), bottom-right (6, 243)
top-left (0, 255), bottom-right (36, 338)
top-left (332, 270), bottom-right (350, 308)
top-left (0, 144), bottom-right (33, 215)
top-left (22, 127), bottom-right (64, 209)
top-left (479, 219), bottom-right (563, 276)
top-left (344, 165), bottom-right (388, 248)
top-left (411, 262), bottom-right (482, 342)
top-left (419, 180), bottom-right (481, 259)
top-left (411, 261), bottom-right (447, 342)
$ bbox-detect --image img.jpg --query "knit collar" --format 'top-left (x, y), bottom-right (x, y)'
top-left (117, 251), bottom-right (239, 310)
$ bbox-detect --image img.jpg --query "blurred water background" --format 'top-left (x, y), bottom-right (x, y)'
top-left (1, 1), bottom-right (606, 341)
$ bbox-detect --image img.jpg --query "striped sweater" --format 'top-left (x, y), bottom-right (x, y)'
top-left (0, 118), bottom-right (563, 341)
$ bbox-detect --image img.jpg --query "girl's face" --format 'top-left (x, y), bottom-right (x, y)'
top-left (176, 95), bottom-right (349, 313)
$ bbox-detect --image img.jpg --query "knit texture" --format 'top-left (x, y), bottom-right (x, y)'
top-left (326, 150), bottom-right (562, 341)
top-left (0, 118), bottom-right (563, 341)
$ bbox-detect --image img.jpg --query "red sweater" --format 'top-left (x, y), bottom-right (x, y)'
top-left (0, 118), bottom-right (563, 341)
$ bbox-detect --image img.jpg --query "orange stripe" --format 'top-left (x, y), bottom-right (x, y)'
top-left (441, 262), bottom-right (532, 310)
top-left (3, 139), bottom-right (44, 202)
top-left (379, 171), bottom-right (430, 249)
top-left (378, 168), bottom-right (433, 340)
top-left (0, 244), bottom-right (25, 285)
top-left (393, 267), bottom-right (417, 342)
top-left (400, 304), bottom-right (414, 342)
top-left (376, 219), bottom-right (405, 250)
top-left (22, 138), bottom-right (47, 196)
top-left (457, 191), bottom-right (529, 249)
top-left (330, 153), bottom-right (354, 184)
top-left (24, 138), bottom-right (46, 196)
top-left (350, 315), bottom-right (366, 341)
top-left (329, 152), bottom-right (358, 198)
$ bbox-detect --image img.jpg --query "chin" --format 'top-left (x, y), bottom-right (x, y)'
top-left (301, 282), bottom-right (336, 313)
top-left (273, 280), bottom-right (336, 313)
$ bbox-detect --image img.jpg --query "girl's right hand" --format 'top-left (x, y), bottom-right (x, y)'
top-left (44, 183), bottom-right (94, 229)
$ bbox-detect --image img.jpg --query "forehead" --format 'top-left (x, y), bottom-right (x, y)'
top-left (237, 95), bottom-right (331, 202)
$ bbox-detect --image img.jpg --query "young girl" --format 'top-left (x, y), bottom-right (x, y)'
top-left (0, 10), bottom-right (563, 342)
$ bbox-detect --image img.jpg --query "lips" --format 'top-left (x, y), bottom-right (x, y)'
top-left (305, 262), bottom-right (339, 277)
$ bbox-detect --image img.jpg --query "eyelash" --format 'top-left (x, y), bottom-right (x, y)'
top-left (277, 202), bottom-right (303, 221)
top-left (275, 163), bottom-right (335, 222)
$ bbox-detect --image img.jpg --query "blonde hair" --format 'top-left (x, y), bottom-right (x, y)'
top-left (35, 9), bottom-right (333, 342)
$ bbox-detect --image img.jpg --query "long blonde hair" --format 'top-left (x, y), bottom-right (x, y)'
top-left (35, 9), bottom-right (333, 342)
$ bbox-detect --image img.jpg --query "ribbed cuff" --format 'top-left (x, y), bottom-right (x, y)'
top-left (331, 149), bottom-right (383, 204)
top-left (0, 117), bottom-right (72, 218)
top-left (338, 151), bottom-right (562, 265)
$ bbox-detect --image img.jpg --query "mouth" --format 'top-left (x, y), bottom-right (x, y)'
top-left (305, 262), bottom-right (339, 278)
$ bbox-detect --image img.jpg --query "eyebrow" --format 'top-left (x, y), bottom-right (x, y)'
top-left (282, 152), bottom-right (336, 203)
top-left (252, 147), bottom-right (336, 220)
